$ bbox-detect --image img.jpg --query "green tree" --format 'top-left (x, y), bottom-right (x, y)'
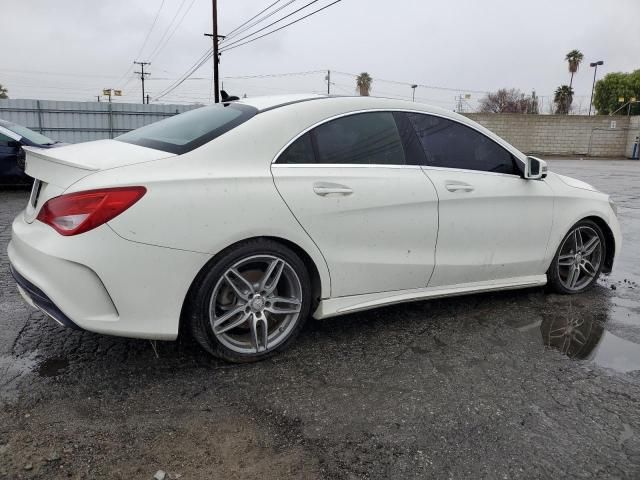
top-left (0, 83), bottom-right (8, 99)
top-left (356, 72), bottom-right (372, 96)
top-left (554, 85), bottom-right (574, 114)
top-left (565, 49), bottom-right (584, 90)
top-left (593, 70), bottom-right (640, 115)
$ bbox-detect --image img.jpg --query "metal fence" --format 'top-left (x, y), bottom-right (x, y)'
top-left (0, 99), bottom-right (200, 144)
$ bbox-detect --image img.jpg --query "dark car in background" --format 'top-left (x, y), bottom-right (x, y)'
top-left (0, 119), bottom-right (62, 185)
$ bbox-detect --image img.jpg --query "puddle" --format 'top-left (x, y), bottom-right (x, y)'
top-left (589, 333), bottom-right (640, 373)
top-left (536, 309), bottom-right (640, 374)
top-left (37, 357), bottom-right (69, 377)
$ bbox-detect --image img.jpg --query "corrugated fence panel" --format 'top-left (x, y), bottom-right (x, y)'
top-left (0, 99), bottom-right (200, 144)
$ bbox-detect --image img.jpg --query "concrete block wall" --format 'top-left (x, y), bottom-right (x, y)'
top-left (464, 113), bottom-right (633, 158)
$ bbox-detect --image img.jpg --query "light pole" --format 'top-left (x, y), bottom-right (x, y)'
top-left (411, 84), bottom-right (418, 102)
top-left (588, 60), bottom-right (604, 116)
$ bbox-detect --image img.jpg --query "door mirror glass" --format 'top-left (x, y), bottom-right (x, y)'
top-left (525, 156), bottom-right (547, 179)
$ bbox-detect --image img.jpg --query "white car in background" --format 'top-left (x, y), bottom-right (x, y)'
top-left (8, 94), bottom-right (621, 362)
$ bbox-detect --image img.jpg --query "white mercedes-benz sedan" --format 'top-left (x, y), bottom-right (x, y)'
top-left (8, 94), bottom-right (621, 362)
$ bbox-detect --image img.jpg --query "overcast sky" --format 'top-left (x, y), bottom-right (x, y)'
top-left (2, 0), bottom-right (639, 112)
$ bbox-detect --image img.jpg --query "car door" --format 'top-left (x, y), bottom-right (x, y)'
top-left (0, 132), bottom-right (23, 182)
top-left (271, 111), bottom-right (439, 298)
top-left (401, 112), bottom-right (554, 287)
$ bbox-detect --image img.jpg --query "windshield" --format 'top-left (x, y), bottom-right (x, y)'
top-left (116, 103), bottom-right (258, 154)
top-left (0, 120), bottom-right (56, 146)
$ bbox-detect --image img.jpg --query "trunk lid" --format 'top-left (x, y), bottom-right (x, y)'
top-left (22, 139), bottom-right (175, 223)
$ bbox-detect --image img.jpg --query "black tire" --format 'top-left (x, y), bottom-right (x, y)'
top-left (547, 219), bottom-right (606, 294)
top-left (187, 239), bottom-right (312, 363)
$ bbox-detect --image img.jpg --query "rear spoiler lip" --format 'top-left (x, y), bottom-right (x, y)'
top-left (23, 146), bottom-right (99, 172)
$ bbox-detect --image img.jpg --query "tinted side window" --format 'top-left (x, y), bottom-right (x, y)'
top-left (277, 133), bottom-right (315, 164)
top-left (313, 112), bottom-right (405, 165)
top-left (407, 113), bottom-right (516, 174)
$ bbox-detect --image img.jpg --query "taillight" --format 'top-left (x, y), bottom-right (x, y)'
top-left (36, 187), bottom-right (146, 236)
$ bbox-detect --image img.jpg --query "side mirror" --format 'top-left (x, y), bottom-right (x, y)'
top-left (524, 156), bottom-right (547, 180)
top-left (8, 140), bottom-right (22, 149)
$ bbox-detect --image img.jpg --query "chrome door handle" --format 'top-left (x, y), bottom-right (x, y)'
top-left (445, 183), bottom-right (474, 192)
top-left (313, 183), bottom-right (353, 196)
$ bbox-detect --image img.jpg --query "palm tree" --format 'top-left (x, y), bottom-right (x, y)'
top-left (356, 73), bottom-right (372, 96)
top-left (554, 85), bottom-right (574, 114)
top-left (565, 49), bottom-right (584, 90)
top-left (0, 83), bottom-right (8, 99)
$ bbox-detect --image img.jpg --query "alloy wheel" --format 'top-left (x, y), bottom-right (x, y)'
top-left (208, 255), bottom-right (303, 354)
top-left (556, 226), bottom-right (603, 291)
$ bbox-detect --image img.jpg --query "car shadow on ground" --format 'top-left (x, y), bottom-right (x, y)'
top-left (7, 282), bottom-right (619, 391)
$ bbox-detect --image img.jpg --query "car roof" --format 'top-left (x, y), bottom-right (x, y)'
top-left (236, 94), bottom-right (455, 117)
top-left (234, 94), bottom-right (527, 164)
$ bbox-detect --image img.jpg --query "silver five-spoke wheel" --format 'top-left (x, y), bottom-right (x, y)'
top-left (556, 225), bottom-right (603, 292)
top-left (209, 255), bottom-right (303, 354)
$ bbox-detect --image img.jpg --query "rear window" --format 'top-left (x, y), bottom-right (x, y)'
top-left (116, 103), bottom-right (257, 154)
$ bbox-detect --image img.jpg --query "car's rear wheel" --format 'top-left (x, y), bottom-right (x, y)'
top-left (188, 239), bottom-right (311, 362)
top-left (548, 219), bottom-right (605, 294)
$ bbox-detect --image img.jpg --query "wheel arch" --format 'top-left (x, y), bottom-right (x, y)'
top-left (179, 235), bottom-right (325, 334)
top-left (546, 215), bottom-right (615, 275)
top-left (584, 215), bottom-right (615, 274)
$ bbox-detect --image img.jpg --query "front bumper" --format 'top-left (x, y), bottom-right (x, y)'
top-left (8, 211), bottom-right (211, 340)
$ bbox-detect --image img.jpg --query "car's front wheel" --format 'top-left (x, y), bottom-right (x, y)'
top-left (548, 219), bottom-right (605, 294)
top-left (188, 239), bottom-right (311, 362)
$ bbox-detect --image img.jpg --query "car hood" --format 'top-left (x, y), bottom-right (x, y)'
top-left (554, 173), bottom-right (600, 193)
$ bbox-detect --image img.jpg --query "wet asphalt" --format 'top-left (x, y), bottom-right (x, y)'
top-left (0, 159), bottom-right (639, 479)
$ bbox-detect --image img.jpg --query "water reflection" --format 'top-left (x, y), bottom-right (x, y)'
top-left (538, 300), bottom-right (640, 373)
top-left (540, 313), bottom-right (605, 360)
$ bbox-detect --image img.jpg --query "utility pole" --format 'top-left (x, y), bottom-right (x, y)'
top-left (134, 61), bottom-right (151, 104)
top-left (326, 70), bottom-right (331, 95)
top-left (96, 95), bottom-right (101, 102)
top-left (146, 94), bottom-right (151, 105)
top-left (204, 0), bottom-right (223, 103)
top-left (411, 84), bottom-right (417, 102)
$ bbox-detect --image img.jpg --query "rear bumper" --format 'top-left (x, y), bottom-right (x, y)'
top-left (10, 264), bottom-right (82, 330)
top-left (8, 210), bottom-right (211, 340)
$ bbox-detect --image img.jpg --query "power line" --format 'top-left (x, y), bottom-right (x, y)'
top-left (114, 0), bottom-right (166, 88)
top-left (149, 0), bottom-right (198, 62)
top-left (153, 48), bottom-right (213, 100)
top-left (0, 68), bottom-right (125, 79)
top-left (220, 0), bottom-right (343, 53)
top-left (145, 0), bottom-right (190, 61)
top-left (134, 0), bottom-right (166, 60)
top-left (151, 0), bottom-right (199, 62)
top-left (224, 70), bottom-right (324, 79)
top-left (155, 1), bottom-right (342, 100)
top-left (221, 0), bottom-right (297, 44)
top-left (223, 0), bottom-right (283, 39)
top-left (220, 0), bottom-right (324, 51)
top-left (333, 71), bottom-right (490, 95)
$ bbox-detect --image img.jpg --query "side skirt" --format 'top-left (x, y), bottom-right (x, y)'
top-left (313, 275), bottom-right (547, 319)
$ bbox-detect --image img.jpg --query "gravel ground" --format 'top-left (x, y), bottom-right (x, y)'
top-left (1, 159), bottom-right (639, 479)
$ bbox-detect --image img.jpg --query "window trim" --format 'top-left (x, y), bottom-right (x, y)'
top-left (271, 108), bottom-right (526, 176)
